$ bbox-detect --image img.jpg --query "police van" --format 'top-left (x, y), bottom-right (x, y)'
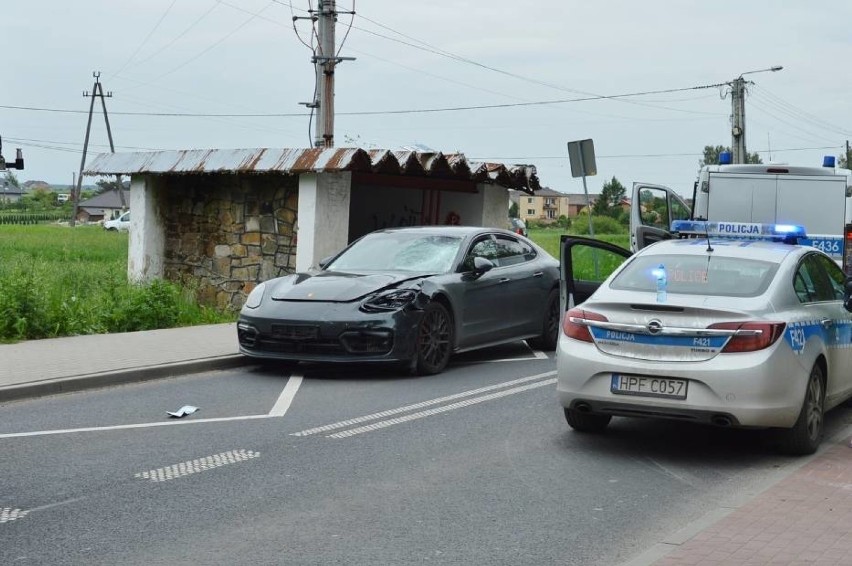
top-left (630, 154), bottom-right (852, 275)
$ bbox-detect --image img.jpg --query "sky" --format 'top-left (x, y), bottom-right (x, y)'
top-left (4, 0), bottom-right (852, 197)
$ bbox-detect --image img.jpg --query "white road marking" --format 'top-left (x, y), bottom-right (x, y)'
top-left (268, 374), bottom-right (303, 417)
top-left (134, 449), bottom-right (260, 482)
top-left (291, 370), bottom-right (557, 437)
top-left (328, 378), bottom-right (557, 438)
top-left (532, 349), bottom-right (548, 360)
top-left (27, 496), bottom-right (88, 514)
top-left (1, 508), bottom-right (29, 523)
top-left (0, 414), bottom-right (272, 439)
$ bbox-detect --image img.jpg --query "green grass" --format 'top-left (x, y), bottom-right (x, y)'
top-left (0, 225), bottom-right (234, 342)
top-left (528, 227), bottom-right (630, 259)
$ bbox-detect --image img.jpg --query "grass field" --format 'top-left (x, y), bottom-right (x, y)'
top-left (0, 225), bottom-right (234, 342)
top-left (528, 228), bottom-right (630, 259)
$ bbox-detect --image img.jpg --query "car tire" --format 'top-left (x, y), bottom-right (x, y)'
top-left (528, 288), bottom-right (559, 351)
top-left (564, 408), bottom-right (611, 432)
top-left (414, 302), bottom-right (453, 375)
top-left (780, 364), bottom-right (825, 456)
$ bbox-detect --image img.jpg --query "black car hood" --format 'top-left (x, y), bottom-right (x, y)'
top-left (269, 271), bottom-right (432, 302)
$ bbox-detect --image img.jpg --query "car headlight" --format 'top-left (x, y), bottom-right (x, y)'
top-left (244, 282), bottom-right (267, 309)
top-left (361, 289), bottom-right (418, 312)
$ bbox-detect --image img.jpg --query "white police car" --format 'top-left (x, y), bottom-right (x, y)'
top-left (557, 221), bottom-right (852, 455)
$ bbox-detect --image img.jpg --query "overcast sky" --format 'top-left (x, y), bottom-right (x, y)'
top-left (4, 1), bottom-right (852, 196)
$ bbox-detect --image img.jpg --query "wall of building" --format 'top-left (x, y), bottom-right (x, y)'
top-left (348, 182), bottom-right (510, 237)
top-left (154, 173), bottom-right (298, 310)
top-left (296, 172), bottom-right (351, 271)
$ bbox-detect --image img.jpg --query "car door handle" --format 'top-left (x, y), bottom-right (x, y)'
top-left (820, 319), bottom-right (833, 328)
top-left (499, 278), bottom-right (510, 283)
top-left (533, 271), bottom-right (544, 278)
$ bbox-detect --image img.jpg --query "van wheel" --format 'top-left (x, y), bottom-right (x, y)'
top-left (564, 408), bottom-right (611, 433)
top-left (780, 364), bottom-right (825, 456)
top-left (528, 289), bottom-right (559, 351)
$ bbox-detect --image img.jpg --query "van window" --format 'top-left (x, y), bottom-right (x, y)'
top-left (638, 188), bottom-right (669, 230)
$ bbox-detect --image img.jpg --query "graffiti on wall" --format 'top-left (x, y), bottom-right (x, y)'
top-left (371, 205), bottom-right (421, 230)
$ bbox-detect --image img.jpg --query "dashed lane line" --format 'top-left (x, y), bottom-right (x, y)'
top-left (135, 449), bottom-right (261, 482)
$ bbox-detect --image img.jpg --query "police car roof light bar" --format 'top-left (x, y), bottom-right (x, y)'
top-left (671, 220), bottom-right (807, 244)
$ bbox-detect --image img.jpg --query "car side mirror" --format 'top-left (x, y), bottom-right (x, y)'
top-left (845, 278), bottom-right (852, 312)
top-left (473, 256), bottom-right (495, 275)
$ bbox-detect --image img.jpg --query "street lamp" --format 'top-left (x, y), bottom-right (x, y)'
top-left (730, 66), bottom-right (783, 164)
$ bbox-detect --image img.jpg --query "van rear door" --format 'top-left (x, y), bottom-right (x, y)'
top-left (630, 183), bottom-right (691, 251)
top-left (777, 175), bottom-right (847, 262)
top-left (706, 173), bottom-right (776, 222)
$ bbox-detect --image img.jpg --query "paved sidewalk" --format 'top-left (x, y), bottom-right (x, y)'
top-left (653, 432), bottom-right (852, 566)
top-left (0, 323), bottom-right (246, 402)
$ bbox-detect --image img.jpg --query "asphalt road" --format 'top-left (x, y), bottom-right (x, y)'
top-left (3, 342), bottom-right (850, 565)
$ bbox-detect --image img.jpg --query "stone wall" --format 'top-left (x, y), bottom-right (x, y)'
top-left (159, 173), bottom-right (298, 310)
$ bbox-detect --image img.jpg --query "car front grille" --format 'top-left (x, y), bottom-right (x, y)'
top-left (246, 329), bottom-right (395, 357)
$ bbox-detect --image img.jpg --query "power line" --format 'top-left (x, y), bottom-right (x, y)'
top-left (109, 0), bottom-right (178, 78)
top-left (752, 85), bottom-right (852, 137)
top-left (0, 81), bottom-right (727, 118)
top-left (471, 145), bottom-right (842, 161)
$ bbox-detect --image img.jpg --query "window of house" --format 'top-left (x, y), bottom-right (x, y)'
top-left (526, 209), bottom-right (535, 215)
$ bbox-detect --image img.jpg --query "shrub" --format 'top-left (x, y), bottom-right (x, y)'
top-left (570, 214), bottom-right (626, 235)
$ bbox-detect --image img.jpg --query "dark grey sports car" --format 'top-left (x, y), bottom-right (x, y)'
top-left (237, 226), bottom-right (560, 374)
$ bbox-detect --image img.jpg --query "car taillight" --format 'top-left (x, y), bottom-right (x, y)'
top-left (844, 224), bottom-right (852, 276)
top-left (707, 321), bottom-right (786, 353)
top-left (562, 308), bottom-right (608, 342)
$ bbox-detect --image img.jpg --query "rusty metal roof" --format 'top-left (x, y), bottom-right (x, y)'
top-left (84, 148), bottom-right (540, 193)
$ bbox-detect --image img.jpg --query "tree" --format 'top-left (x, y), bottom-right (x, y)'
top-left (95, 177), bottom-right (129, 194)
top-left (2, 171), bottom-right (20, 189)
top-left (592, 176), bottom-right (626, 218)
top-left (699, 145), bottom-right (762, 167)
top-left (508, 201), bottom-right (519, 218)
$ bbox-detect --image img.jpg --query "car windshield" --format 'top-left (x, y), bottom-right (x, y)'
top-left (326, 232), bottom-right (464, 273)
top-left (610, 254), bottom-right (779, 297)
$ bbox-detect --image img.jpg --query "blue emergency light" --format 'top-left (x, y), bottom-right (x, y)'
top-left (718, 151), bottom-right (733, 165)
top-left (823, 155), bottom-right (836, 168)
top-left (671, 220), bottom-right (807, 244)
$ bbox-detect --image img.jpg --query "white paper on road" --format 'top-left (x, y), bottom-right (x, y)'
top-left (167, 405), bottom-right (200, 418)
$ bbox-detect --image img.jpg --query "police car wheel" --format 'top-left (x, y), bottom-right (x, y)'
top-left (564, 408), bottom-right (611, 433)
top-left (781, 364), bottom-right (825, 456)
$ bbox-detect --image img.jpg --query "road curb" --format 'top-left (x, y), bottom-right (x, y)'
top-left (0, 354), bottom-right (251, 403)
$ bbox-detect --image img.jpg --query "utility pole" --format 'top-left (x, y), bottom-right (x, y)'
top-left (727, 66), bottom-right (783, 164)
top-left (846, 140), bottom-right (850, 169)
top-left (72, 71), bottom-right (123, 227)
top-left (730, 76), bottom-right (746, 164)
top-left (300, 1), bottom-right (355, 148)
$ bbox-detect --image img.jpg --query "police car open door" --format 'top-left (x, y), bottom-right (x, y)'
top-left (630, 183), bottom-right (691, 251)
top-left (560, 235), bottom-right (631, 313)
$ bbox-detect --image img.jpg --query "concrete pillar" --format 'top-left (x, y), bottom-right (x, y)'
top-left (296, 172), bottom-right (351, 271)
top-left (127, 175), bottom-right (165, 283)
top-left (479, 184), bottom-right (510, 228)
